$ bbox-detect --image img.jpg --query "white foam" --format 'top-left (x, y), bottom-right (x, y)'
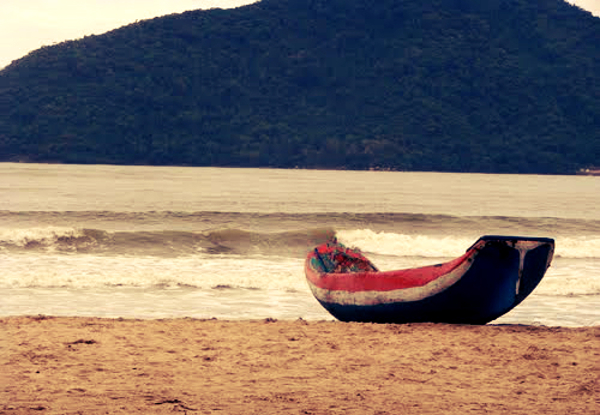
top-left (0, 227), bottom-right (84, 248)
top-left (536, 262), bottom-right (600, 296)
top-left (554, 236), bottom-right (600, 259)
top-left (0, 253), bottom-right (307, 291)
top-left (337, 229), bottom-right (600, 260)
top-left (337, 229), bottom-right (474, 258)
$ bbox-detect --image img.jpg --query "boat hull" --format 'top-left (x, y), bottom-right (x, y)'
top-left (305, 236), bottom-right (554, 324)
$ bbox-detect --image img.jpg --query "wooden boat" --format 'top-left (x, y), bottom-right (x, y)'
top-left (305, 235), bottom-right (554, 324)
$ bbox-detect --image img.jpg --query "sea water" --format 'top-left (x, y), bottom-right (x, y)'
top-left (1, 163), bottom-right (599, 326)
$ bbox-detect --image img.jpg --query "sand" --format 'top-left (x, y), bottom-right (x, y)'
top-left (1, 316), bottom-right (599, 415)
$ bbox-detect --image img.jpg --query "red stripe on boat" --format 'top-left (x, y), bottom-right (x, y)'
top-left (306, 251), bottom-right (472, 293)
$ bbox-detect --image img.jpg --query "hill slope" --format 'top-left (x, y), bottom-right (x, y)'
top-left (0, 0), bottom-right (599, 173)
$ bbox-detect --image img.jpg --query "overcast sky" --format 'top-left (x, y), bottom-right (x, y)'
top-left (0, 0), bottom-right (598, 69)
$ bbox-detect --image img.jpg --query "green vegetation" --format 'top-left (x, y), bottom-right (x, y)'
top-left (0, 0), bottom-right (599, 174)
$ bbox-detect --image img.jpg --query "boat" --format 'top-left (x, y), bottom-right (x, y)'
top-left (305, 235), bottom-right (554, 324)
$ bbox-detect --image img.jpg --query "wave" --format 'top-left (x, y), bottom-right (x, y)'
top-left (0, 226), bottom-right (336, 258)
top-left (2, 225), bottom-right (600, 260)
top-left (2, 227), bottom-right (599, 296)
top-left (2, 210), bottom-right (600, 235)
top-left (0, 253), bottom-right (310, 291)
top-left (338, 229), bottom-right (600, 260)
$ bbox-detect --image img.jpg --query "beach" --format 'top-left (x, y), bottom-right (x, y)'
top-left (1, 165), bottom-right (599, 414)
top-left (2, 316), bottom-right (598, 414)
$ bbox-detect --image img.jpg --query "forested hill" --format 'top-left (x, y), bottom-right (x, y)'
top-left (0, 0), bottom-right (599, 174)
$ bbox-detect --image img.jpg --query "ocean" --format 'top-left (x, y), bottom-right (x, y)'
top-left (1, 163), bottom-right (599, 326)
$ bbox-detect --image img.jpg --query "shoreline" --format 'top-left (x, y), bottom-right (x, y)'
top-left (2, 316), bottom-right (599, 414)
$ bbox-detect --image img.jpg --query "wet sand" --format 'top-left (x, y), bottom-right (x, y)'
top-left (1, 316), bottom-right (599, 414)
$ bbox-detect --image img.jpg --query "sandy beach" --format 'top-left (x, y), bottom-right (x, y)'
top-left (1, 316), bottom-right (599, 414)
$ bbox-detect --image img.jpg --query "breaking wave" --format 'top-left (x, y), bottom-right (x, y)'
top-left (1, 225), bottom-right (599, 260)
top-left (338, 229), bottom-right (600, 260)
top-left (0, 226), bottom-right (336, 258)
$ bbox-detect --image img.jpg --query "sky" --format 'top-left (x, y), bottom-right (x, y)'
top-left (0, 0), bottom-right (256, 69)
top-left (0, 0), bottom-right (598, 69)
